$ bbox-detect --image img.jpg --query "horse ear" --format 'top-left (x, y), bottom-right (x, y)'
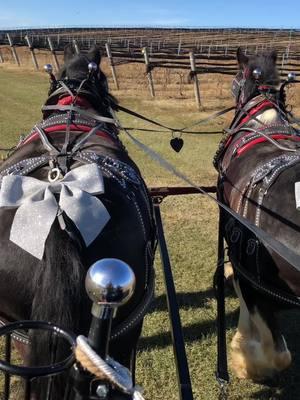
top-left (237, 47), bottom-right (249, 66)
top-left (87, 46), bottom-right (101, 66)
top-left (64, 44), bottom-right (75, 63)
top-left (270, 50), bottom-right (277, 63)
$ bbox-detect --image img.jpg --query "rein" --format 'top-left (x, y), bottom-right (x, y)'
top-left (117, 104), bottom-right (235, 134)
top-left (42, 104), bottom-right (117, 126)
top-left (114, 114), bottom-right (300, 275)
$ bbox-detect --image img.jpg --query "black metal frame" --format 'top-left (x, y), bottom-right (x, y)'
top-left (154, 202), bottom-right (193, 400)
top-left (0, 320), bottom-right (76, 400)
top-left (151, 186), bottom-right (216, 400)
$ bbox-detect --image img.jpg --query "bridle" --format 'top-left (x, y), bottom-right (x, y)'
top-left (33, 61), bottom-right (120, 178)
top-left (45, 64), bottom-right (113, 117)
top-left (231, 65), bottom-right (283, 112)
top-left (231, 68), bottom-right (250, 108)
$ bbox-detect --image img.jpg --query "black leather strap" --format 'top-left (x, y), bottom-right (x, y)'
top-left (214, 209), bottom-right (230, 393)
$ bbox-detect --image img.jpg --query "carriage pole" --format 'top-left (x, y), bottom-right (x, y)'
top-left (154, 203), bottom-right (193, 400)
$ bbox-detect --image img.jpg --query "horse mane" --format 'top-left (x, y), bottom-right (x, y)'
top-left (47, 45), bottom-right (118, 114)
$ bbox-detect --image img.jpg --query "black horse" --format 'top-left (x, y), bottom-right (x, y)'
top-left (0, 46), bottom-right (156, 398)
top-left (215, 48), bottom-right (300, 380)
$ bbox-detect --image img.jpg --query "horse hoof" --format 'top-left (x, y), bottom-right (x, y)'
top-left (230, 333), bottom-right (292, 381)
top-left (274, 350), bottom-right (292, 371)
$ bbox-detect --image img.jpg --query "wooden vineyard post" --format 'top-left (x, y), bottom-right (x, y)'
top-left (47, 36), bottom-right (60, 71)
top-left (281, 53), bottom-right (287, 75)
top-left (142, 46), bottom-right (155, 97)
top-left (25, 35), bottom-right (39, 70)
top-left (189, 51), bottom-right (201, 108)
top-left (177, 39), bottom-right (182, 56)
top-left (73, 39), bottom-right (80, 55)
top-left (7, 33), bottom-right (20, 66)
top-left (0, 48), bottom-right (4, 63)
top-left (105, 43), bottom-right (119, 90)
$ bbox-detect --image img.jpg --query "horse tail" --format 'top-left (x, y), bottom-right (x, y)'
top-left (29, 220), bottom-right (87, 398)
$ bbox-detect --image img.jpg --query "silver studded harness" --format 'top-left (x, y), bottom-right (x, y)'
top-left (0, 103), bottom-right (156, 345)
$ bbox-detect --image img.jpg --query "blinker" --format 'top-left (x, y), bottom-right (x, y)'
top-left (44, 64), bottom-right (56, 82)
top-left (252, 68), bottom-right (262, 81)
top-left (88, 62), bottom-right (98, 79)
top-left (88, 62), bottom-right (97, 73)
top-left (287, 72), bottom-right (296, 82)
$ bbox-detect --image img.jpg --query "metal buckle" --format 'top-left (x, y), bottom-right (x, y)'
top-left (246, 239), bottom-right (257, 256)
top-left (230, 227), bottom-right (241, 243)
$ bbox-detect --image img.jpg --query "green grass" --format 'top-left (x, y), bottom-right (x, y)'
top-left (0, 67), bottom-right (300, 399)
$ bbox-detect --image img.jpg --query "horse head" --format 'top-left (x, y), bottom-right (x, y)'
top-left (232, 48), bottom-right (280, 108)
top-left (45, 45), bottom-right (117, 117)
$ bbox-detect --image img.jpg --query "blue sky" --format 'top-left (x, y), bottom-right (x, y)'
top-left (1, 0), bottom-right (300, 29)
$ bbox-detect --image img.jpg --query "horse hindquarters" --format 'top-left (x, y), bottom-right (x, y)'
top-left (29, 220), bottom-right (87, 399)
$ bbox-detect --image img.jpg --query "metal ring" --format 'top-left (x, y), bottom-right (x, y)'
top-left (171, 130), bottom-right (182, 138)
top-left (0, 320), bottom-right (76, 378)
top-left (48, 167), bottom-right (62, 182)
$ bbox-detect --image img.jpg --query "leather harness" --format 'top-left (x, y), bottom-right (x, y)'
top-left (0, 95), bottom-right (156, 345)
top-left (215, 87), bottom-right (300, 394)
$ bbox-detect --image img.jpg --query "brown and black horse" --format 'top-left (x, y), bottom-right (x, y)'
top-left (0, 46), bottom-right (156, 398)
top-left (215, 48), bottom-right (300, 380)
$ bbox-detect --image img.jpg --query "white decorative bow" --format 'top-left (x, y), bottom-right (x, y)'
top-left (0, 164), bottom-right (110, 259)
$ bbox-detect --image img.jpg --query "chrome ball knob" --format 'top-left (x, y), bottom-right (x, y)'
top-left (253, 68), bottom-right (262, 80)
top-left (287, 72), bottom-right (296, 82)
top-left (88, 62), bottom-right (98, 73)
top-left (44, 64), bottom-right (53, 74)
top-left (85, 258), bottom-right (136, 307)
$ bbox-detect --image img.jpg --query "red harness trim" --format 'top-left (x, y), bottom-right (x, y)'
top-left (237, 134), bottom-right (300, 156)
top-left (238, 100), bottom-right (273, 127)
top-left (223, 98), bottom-right (300, 159)
top-left (58, 96), bottom-right (91, 108)
top-left (22, 124), bottom-right (116, 147)
top-left (20, 95), bottom-right (117, 148)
